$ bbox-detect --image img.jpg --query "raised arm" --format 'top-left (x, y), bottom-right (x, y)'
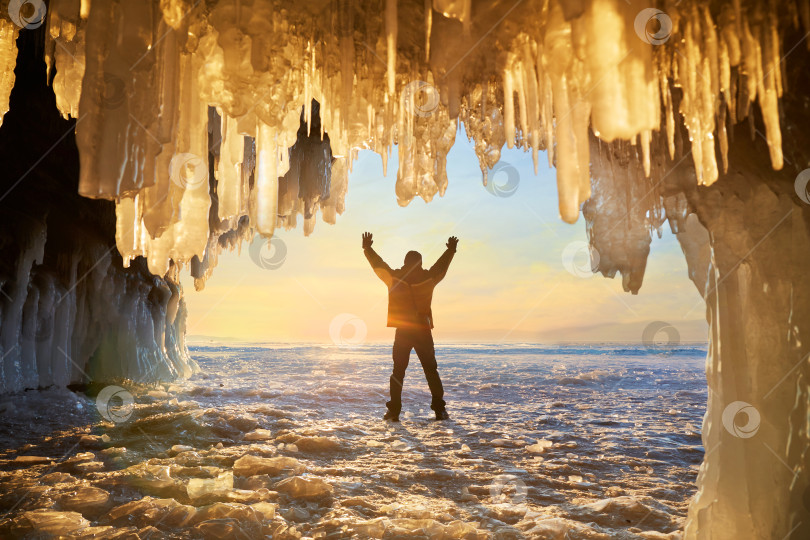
top-left (362, 232), bottom-right (393, 287)
top-left (428, 236), bottom-right (458, 284)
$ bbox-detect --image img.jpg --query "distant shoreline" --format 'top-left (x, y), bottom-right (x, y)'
top-left (187, 338), bottom-right (709, 347)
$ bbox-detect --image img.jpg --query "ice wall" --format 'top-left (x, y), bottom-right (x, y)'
top-left (586, 126), bottom-right (810, 538)
top-left (0, 19), bottom-right (197, 394)
top-left (677, 147), bottom-right (810, 540)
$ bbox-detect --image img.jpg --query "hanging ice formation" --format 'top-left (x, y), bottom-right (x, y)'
top-left (0, 0), bottom-right (787, 289)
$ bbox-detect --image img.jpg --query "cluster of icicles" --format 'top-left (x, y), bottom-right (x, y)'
top-left (0, 0), bottom-right (797, 283)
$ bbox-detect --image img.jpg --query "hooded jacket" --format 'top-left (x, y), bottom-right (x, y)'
top-left (364, 246), bottom-right (456, 329)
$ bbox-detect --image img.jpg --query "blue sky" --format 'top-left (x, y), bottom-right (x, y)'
top-left (182, 126), bottom-right (707, 344)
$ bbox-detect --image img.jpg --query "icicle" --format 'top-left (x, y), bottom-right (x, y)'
top-left (310, 40), bottom-right (316, 136)
top-left (640, 130), bottom-right (651, 178)
top-left (541, 72), bottom-right (554, 168)
top-left (580, 0), bottom-right (658, 142)
top-left (665, 81), bottom-right (675, 160)
top-left (521, 41), bottom-right (540, 157)
top-left (340, 29), bottom-right (354, 133)
top-left (758, 7), bottom-right (784, 169)
top-left (218, 114), bottom-right (244, 220)
top-left (386, 0), bottom-right (397, 97)
top-left (515, 60), bottom-right (528, 149)
top-left (26, 0), bottom-right (797, 298)
top-left (718, 101), bottom-right (729, 174)
top-left (548, 68), bottom-right (578, 221)
top-left (255, 123), bottom-right (279, 236)
top-left (425, 0), bottom-right (432, 63)
top-left (543, 0), bottom-right (597, 222)
top-left (304, 40), bottom-right (312, 136)
top-left (115, 195), bottom-right (142, 266)
top-left (503, 66), bottom-right (515, 148)
top-left (0, 21), bottom-right (19, 128)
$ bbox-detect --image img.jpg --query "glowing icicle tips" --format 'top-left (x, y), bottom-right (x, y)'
top-left (0, 20), bottom-right (18, 127)
top-left (255, 123), bottom-right (279, 237)
top-left (545, 2), bottom-right (589, 224)
top-left (217, 114), bottom-right (245, 221)
top-left (30, 0), bottom-right (799, 286)
top-left (503, 67), bottom-right (515, 148)
top-left (425, 0), bottom-right (432, 62)
top-left (386, 0), bottom-right (397, 98)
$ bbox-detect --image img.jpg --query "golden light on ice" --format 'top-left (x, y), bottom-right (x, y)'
top-left (0, 0), bottom-right (787, 284)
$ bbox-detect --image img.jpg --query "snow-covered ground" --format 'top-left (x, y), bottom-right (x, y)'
top-left (0, 343), bottom-right (706, 538)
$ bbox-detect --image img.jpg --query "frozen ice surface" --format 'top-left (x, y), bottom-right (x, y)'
top-left (274, 476), bottom-right (333, 499)
top-left (0, 343), bottom-right (705, 538)
top-left (233, 455), bottom-right (305, 477)
top-left (10, 509), bottom-right (89, 537)
top-left (55, 486), bottom-right (112, 518)
top-left (187, 471), bottom-right (234, 500)
top-left (243, 428), bottom-right (273, 441)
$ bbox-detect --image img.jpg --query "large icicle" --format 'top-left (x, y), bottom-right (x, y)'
top-left (0, 20), bottom-right (18, 127)
top-left (17, 0), bottom-right (796, 280)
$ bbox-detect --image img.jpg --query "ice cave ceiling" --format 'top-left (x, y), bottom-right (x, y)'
top-left (0, 0), bottom-right (806, 291)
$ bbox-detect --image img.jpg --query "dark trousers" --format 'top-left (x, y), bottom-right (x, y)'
top-left (387, 327), bottom-right (445, 413)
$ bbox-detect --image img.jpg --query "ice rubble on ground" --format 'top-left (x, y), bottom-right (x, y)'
top-left (9, 509), bottom-right (90, 537)
top-left (232, 454), bottom-right (306, 476)
top-left (0, 360), bottom-right (709, 539)
top-left (0, 442), bottom-right (682, 539)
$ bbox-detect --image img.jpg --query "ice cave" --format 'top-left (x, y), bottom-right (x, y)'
top-left (0, 0), bottom-right (808, 538)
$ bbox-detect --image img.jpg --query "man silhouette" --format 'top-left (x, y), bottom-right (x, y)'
top-left (362, 232), bottom-right (458, 422)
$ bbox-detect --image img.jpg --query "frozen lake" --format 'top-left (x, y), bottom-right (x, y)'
top-left (0, 342), bottom-right (707, 538)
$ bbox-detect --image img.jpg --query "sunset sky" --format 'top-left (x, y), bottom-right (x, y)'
top-left (181, 129), bottom-right (707, 344)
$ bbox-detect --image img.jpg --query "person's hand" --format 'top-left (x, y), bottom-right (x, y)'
top-left (362, 232), bottom-right (373, 249)
top-left (447, 236), bottom-right (459, 251)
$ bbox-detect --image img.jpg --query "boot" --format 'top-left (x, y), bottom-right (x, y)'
top-left (434, 408), bottom-right (450, 421)
top-left (384, 401), bottom-right (400, 422)
top-left (431, 397), bottom-right (448, 421)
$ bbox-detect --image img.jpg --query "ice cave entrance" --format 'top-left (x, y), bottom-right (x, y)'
top-left (0, 0), bottom-right (807, 539)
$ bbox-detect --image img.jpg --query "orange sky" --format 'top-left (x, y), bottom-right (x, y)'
top-left (181, 134), bottom-right (707, 345)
